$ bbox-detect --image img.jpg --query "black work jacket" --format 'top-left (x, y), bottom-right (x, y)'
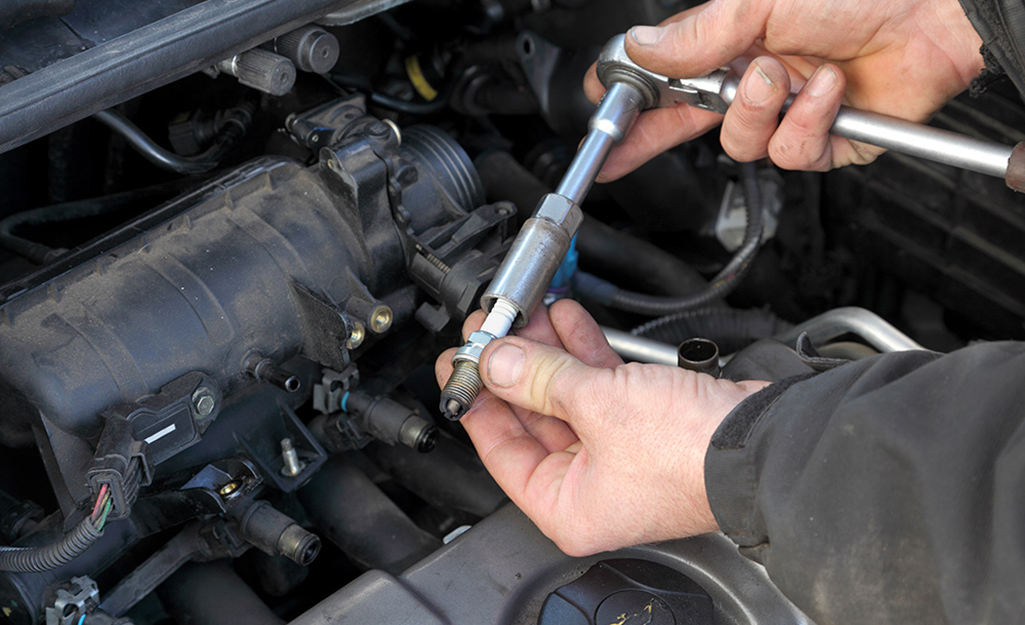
top-left (706, 342), bottom-right (1025, 623)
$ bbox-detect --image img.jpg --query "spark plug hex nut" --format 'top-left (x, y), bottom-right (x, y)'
top-left (452, 331), bottom-right (496, 364)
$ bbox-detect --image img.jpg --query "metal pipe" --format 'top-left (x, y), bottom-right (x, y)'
top-left (602, 328), bottom-right (678, 366)
top-left (775, 307), bottom-right (925, 353)
top-left (606, 306), bottom-right (923, 366)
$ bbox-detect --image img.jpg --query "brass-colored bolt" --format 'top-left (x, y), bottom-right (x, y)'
top-left (346, 321), bottom-right (366, 349)
top-left (369, 306), bottom-right (393, 334)
top-left (219, 482), bottom-right (240, 497)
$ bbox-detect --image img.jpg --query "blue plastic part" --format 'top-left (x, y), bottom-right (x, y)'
top-left (341, 391), bottom-right (351, 413)
top-left (549, 235), bottom-right (579, 291)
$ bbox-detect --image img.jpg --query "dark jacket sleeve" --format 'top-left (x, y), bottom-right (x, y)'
top-left (705, 341), bottom-right (1025, 625)
top-left (958, 0), bottom-right (1025, 99)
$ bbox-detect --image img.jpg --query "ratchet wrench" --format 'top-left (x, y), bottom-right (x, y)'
top-left (596, 34), bottom-right (1025, 186)
top-left (439, 33), bottom-right (1025, 421)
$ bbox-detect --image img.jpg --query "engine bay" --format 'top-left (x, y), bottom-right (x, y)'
top-left (0, 1), bottom-right (1023, 623)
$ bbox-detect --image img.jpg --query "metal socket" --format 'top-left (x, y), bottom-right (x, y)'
top-left (480, 194), bottom-right (582, 327)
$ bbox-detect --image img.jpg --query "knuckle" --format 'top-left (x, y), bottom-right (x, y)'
top-left (768, 131), bottom-right (826, 171)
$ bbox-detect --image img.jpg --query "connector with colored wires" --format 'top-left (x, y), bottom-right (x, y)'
top-left (89, 484), bottom-right (115, 532)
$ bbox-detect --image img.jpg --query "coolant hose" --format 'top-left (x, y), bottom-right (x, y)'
top-left (576, 161), bottom-right (765, 315)
top-left (0, 514), bottom-right (103, 573)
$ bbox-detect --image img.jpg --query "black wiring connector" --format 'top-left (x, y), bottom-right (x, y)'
top-left (86, 416), bottom-right (153, 523)
top-left (0, 416), bottom-right (152, 573)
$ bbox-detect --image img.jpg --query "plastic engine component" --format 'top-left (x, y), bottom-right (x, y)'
top-left (538, 559), bottom-right (714, 625)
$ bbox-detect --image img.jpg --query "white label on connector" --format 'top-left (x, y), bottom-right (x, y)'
top-left (144, 424), bottom-right (177, 444)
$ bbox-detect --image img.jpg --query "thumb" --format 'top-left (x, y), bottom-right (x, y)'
top-left (624, 0), bottom-right (768, 79)
top-left (480, 336), bottom-right (605, 424)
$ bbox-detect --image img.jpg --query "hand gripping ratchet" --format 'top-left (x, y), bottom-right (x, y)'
top-left (596, 34), bottom-right (1025, 186)
top-left (439, 33), bottom-right (1025, 421)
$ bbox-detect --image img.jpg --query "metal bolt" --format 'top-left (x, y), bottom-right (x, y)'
top-left (280, 438), bottom-right (306, 477)
top-left (219, 482), bottom-right (239, 497)
top-left (369, 306), bottom-right (393, 334)
top-left (346, 321), bottom-right (366, 349)
top-left (192, 387), bottom-right (216, 418)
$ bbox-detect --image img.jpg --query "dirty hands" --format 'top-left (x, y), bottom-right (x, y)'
top-left (435, 300), bottom-right (770, 556)
top-left (585, 0), bottom-right (985, 178)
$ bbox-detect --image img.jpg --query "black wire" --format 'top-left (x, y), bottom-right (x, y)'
top-left (329, 70), bottom-right (456, 116)
top-left (576, 161), bottom-right (766, 316)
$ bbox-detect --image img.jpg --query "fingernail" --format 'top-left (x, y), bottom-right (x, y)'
top-left (743, 63), bottom-right (776, 105)
top-left (806, 66), bottom-right (837, 98)
top-left (630, 26), bottom-right (664, 46)
top-left (487, 343), bottom-right (525, 388)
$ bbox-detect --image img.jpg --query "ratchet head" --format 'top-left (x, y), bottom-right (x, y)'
top-left (596, 34), bottom-right (735, 114)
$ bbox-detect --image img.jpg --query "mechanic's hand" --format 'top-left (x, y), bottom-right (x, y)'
top-left (435, 300), bottom-right (770, 556)
top-left (585, 0), bottom-right (985, 177)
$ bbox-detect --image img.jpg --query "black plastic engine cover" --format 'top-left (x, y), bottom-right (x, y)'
top-left (538, 559), bottom-right (714, 625)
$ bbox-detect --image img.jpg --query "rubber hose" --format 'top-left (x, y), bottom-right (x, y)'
top-left (599, 161), bottom-right (765, 315)
top-left (0, 179), bottom-right (189, 264)
top-left (631, 307), bottom-right (793, 355)
top-left (577, 217), bottom-right (713, 299)
top-left (0, 515), bottom-right (103, 573)
top-left (93, 106), bottom-right (250, 175)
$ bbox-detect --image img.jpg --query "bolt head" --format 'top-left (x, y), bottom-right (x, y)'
top-left (192, 388), bottom-right (216, 418)
top-left (452, 331), bottom-right (495, 364)
top-left (346, 321), bottom-right (366, 349)
top-left (219, 482), bottom-right (239, 496)
top-left (370, 306), bottom-right (393, 334)
top-left (535, 193), bottom-right (580, 229)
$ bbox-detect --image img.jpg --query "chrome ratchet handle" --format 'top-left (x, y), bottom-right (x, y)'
top-left (597, 34), bottom-right (1025, 190)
